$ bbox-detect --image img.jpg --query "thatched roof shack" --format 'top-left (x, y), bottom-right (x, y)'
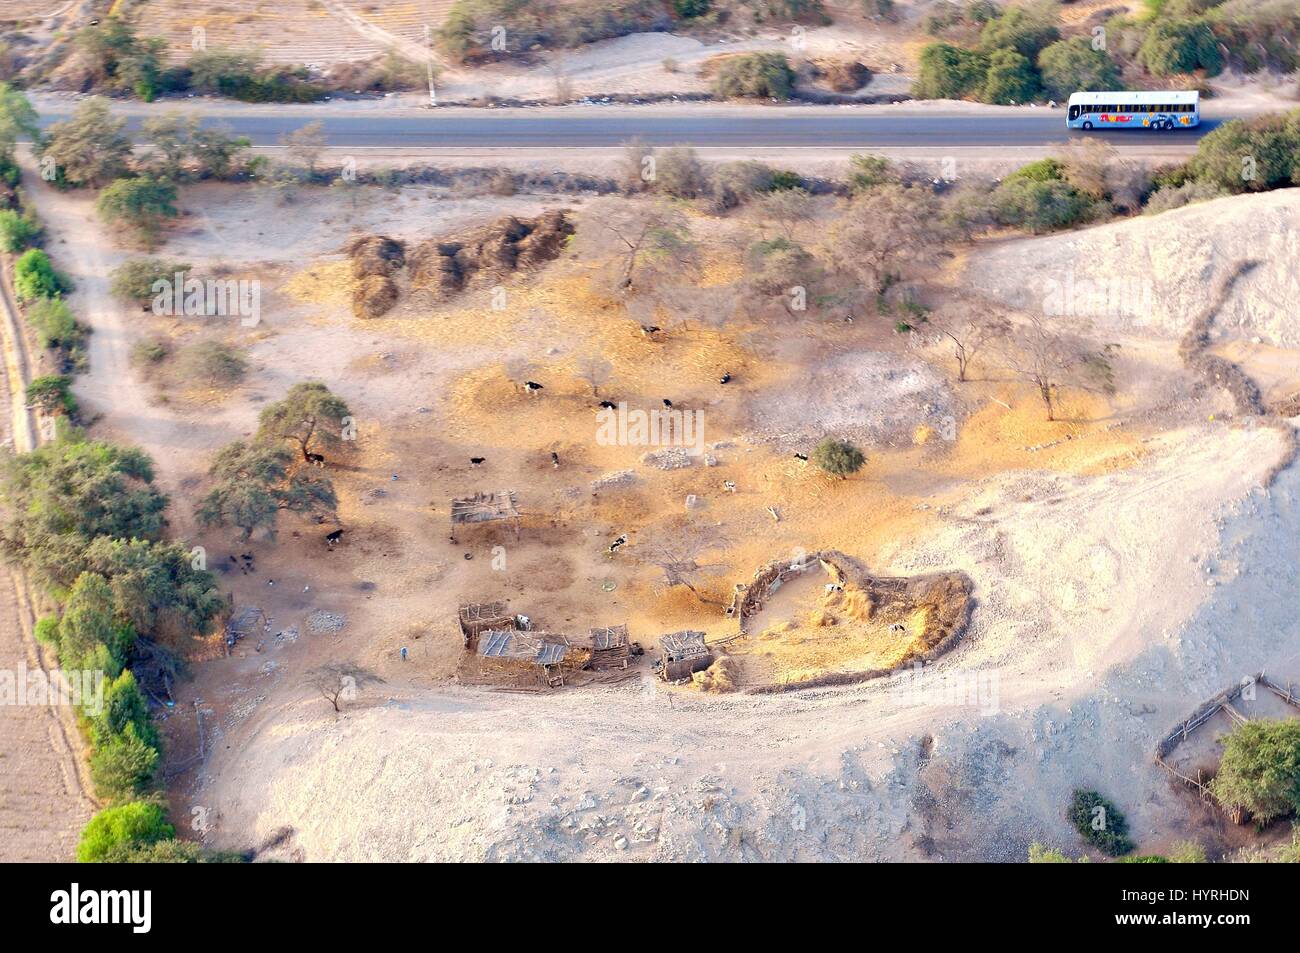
top-left (589, 624), bottom-right (631, 671)
top-left (478, 629), bottom-right (572, 686)
top-left (659, 630), bottom-right (711, 682)
top-left (458, 601), bottom-right (516, 649)
top-left (450, 490), bottom-right (520, 542)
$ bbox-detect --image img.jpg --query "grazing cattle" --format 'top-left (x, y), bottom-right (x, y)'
top-left (662, 398), bottom-right (673, 409)
top-left (524, 381), bottom-right (544, 393)
top-left (551, 451), bottom-right (560, 468)
top-left (470, 457), bottom-right (485, 467)
top-left (325, 529), bottom-right (344, 548)
top-left (598, 400), bottom-right (616, 410)
top-left (306, 452), bottom-right (326, 468)
top-left (719, 372), bottom-right (732, 384)
top-left (608, 534), bottom-right (628, 553)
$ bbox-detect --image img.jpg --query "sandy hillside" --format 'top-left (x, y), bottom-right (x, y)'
top-left (964, 189), bottom-right (1300, 347)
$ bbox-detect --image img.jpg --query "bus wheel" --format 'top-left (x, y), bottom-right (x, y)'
top-left (1082, 121), bottom-right (1092, 130)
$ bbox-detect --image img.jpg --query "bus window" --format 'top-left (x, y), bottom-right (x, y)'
top-left (1069, 104), bottom-right (1081, 120)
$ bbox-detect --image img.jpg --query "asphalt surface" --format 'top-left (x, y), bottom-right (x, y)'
top-left (34, 109), bottom-right (1223, 149)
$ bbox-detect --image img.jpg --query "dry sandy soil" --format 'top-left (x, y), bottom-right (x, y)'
top-left (21, 142), bottom-right (1300, 861)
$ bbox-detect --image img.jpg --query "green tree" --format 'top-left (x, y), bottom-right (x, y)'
top-left (13, 249), bottom-right (69, 301)
top-left (983, 48), bottom-right (1040, 104)
top-left (91, 669), bottom-right (158, 749)
top-left (197, 440), bottom-right (337, 539)
top-left (38, 97), bottom-right (131, 188)
top-left (1187, 110), bottom-right (1300, 193)
top-left (89, 722), bottom-right (159, 802)
top-left (913, 43), bottom-right (989, 99)
top-left (256, 382), bottom-right (352, 463)
top-left (713, 52), bottom-right (797, 100)
top-left (58, 572), bottom-right (132, 674)
top-left (1139, 18), bottom-right (1223, 76)
top-left (0, 82), bottom-right (38, 160)
top-left (1037, 36), bottom-right (1120, 100)
top-left (96, 176), bottom-right (179, 247)
top-left (77, 801), bottom-right (174, 862)
top-left (992, 176), bottom-right (1092, 232)
top-left (83, 536), bottom-right (224, 639)
top-left (1209, 719), bottom-right (1300, 824)
top-left (0, 209), bottom-right (42, 252)
top-left (811, 437), bottom-right (865, 478)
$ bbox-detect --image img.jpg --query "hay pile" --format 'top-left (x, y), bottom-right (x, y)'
top-left (346, 236), bottom-right (406, 319)
top-left (693, 654), bottom-right (739, 694)
top-left (409, 211), bottom-right (574, 298)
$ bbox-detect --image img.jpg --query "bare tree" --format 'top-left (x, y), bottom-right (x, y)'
top-left (621, 138), bottom-right (655, 193)
top-left (931, 303), bottom-right (1011, 383)
top-left (658, 284), bottom-right (739, 332)
top-left (306, 663), bottom-right (385, 713)
top-left (829, 184), bottom-right (949, 297)
top-left (998, 314), bottom-right (1116, 421)
top-left (741, 237), bottom-right (826, 319)
top-left (1057, 139), bottom-right (1150, 214)
top-left (280, 120), bottom-right (326, 177)
top-left (575, 354), bottom-right (613, 395)
top-left (754, 187), bottom-right (815, 241)
top-left (639, 520), bottom-right (729, 605)
top-left (575, 198), bottom-right (699, 299)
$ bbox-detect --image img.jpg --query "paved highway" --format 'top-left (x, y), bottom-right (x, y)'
top-left (35, 107), bottom-right (1223, 150)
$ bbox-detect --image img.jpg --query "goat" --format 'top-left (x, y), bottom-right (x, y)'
top-left (608, 534), bottom-right (628, 553)
top-left (719, 372), bottom-right (732, 384)
top-left (325, 529), bottom-right (344, 548)
top-left (469, 457), bottom-right (485, 467)
top-left (640, 325), bottom-right (661, 338)
top-left (793, 453), bottom-right (808, 462)
top-left (662, 398), bottom-right (673, 409)
top-left (523, 381), bottom-right (544, 393)
top-left (306, 452), bottom-right (326, 468)
top-left (598, 400), bottom-right (616, 410)
top-left (723, 480), bottom-right (737, 493)
top-left (550, 451), bottom-right (560, 468)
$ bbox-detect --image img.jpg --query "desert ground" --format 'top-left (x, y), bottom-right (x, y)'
top-left (16, 130), bottom-right (1300, 861)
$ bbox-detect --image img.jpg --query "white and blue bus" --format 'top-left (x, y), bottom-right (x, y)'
top-left (1066, 90), bottom-right (1200, 131)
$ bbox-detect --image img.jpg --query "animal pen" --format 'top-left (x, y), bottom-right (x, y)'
top-left (225, 606), bottom-right (268, 655)
top-left (458, 601), bottom-right (519, 650)
top-left (589, 624), bottom-right (631, 671)
top-left (659, 630), bottom-right (712, 682)
top-left (476, 629), bottom-right (574, 688)
top-left (450, 490), bottom-right (520, 543)
top-left (1155, 672), bottom-right (1300, 821)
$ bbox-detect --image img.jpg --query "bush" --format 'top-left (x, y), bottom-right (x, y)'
top-left (913, 43), bottom-right (989, 100)
top-left (77, 801), bottom-right (173, 862)
top-left (1209, 718), bottom-right (1300, 824)
top-left (97, 839), bottom-right (248, 863)
top-left (26, 375), bottom-right (77, 416)
top-left (713, 52), bottom-right (797, 100)
top-left (95, 176), bottom-right (179, 247)
top-left (672, 0), bottom-right (710, 16)
top-left (438, 0), bottom-right (672, 62)
top-left (177, 340), bottom-right (247, 388)
top-left (1186, 109), bottom-right (1300, 194)
top-left (34, 614), bottom-right (59, 646)
top-left (656, 146), bottom-right (710, 198)
top-left (1143, 179), bottom-right (1225, 214)
top-left (1037, 36), bottom-right (1120, 100)
top-left (0, 208), bottom-right (40, 252)
top-left (978, 6), bottom-right (1060, 60)
top-left (110, 258), bottom-right (191, 303)
top-left (848, 153), bottom-right (895, 192)
top-left (1139, 18), bottom-right (1223, 77)
top-left (24, 297), bottom-right (86, 361)
top-left (992, 176), bottom-right (1092, 232)
top-left (983, 48), bottom-right (1039, 104)
top-left (187, 49), bottom-right (322, 103)
top-left (1068, 789), bottom-right (1134, 856)
top-left (13, 249), bottom-right (69, 301)
top-left (89, 721), bottom-right (159, 802)
top-left (811, 437), bottom-right (865, 478)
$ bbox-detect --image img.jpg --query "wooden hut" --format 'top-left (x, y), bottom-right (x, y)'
top-left (224, 606), bottom-right (267, 655)
top-left (450, 490), bottom-right (520, 542)
top-left (458, 601), bottom-right (516, 650)
top-left (658, 630), bottom-right (711, 682)
top-left (589, 624), bottom-right (631, 671)
top-left (477, 629), bottom-right (572, 687)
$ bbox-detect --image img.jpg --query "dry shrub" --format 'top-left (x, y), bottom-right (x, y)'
top-left (820, 59), bottom-right (872, 92)
top-left (829, 585), bottom-right (875, 623)
top-left (808, 608), bottom-right (835, 627)
top-left (693, 654), bottom-right (740, 693)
